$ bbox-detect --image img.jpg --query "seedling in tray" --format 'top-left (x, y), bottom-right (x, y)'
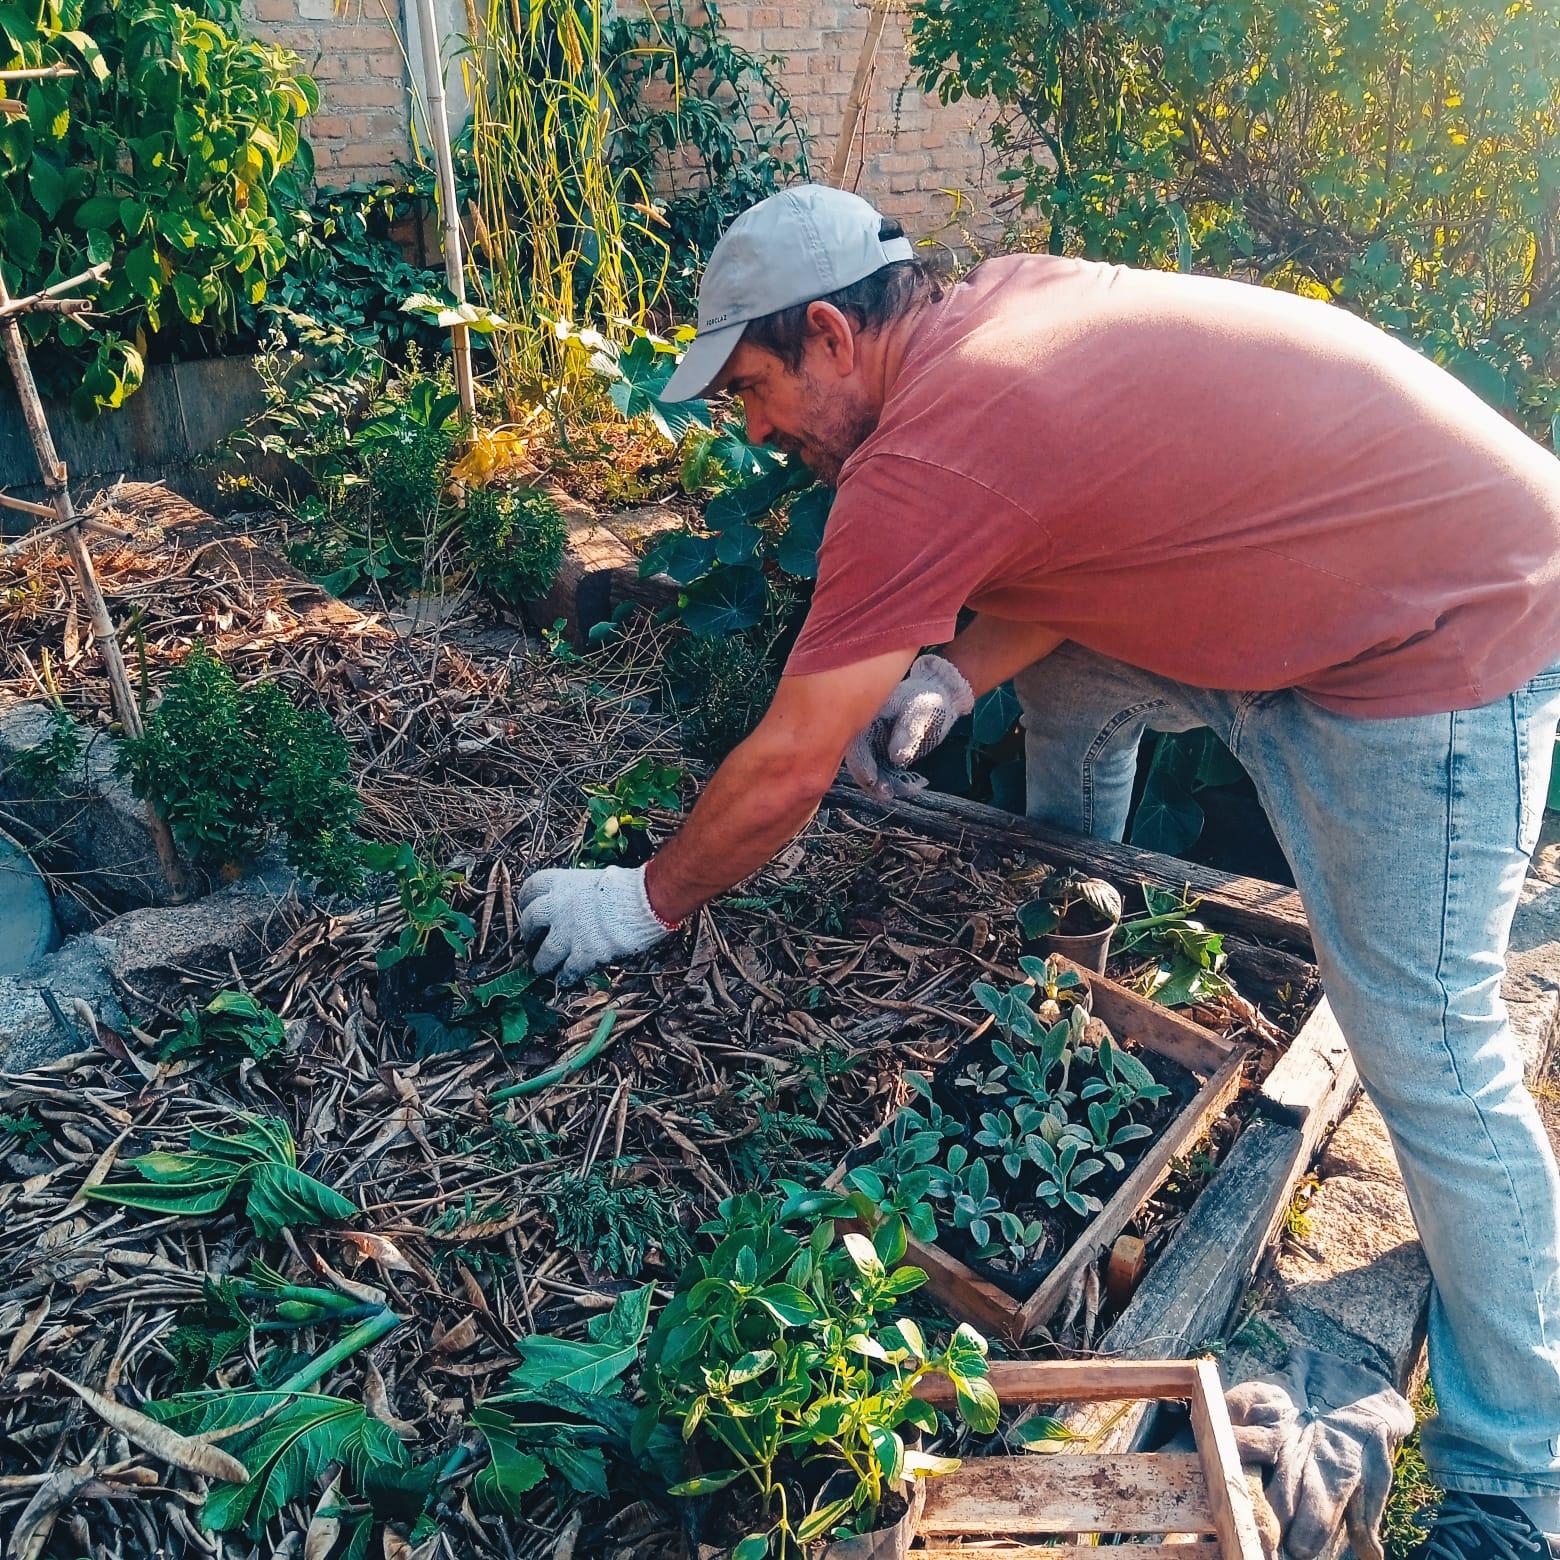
top-left (832, 954), bottom-right (1247, 1343)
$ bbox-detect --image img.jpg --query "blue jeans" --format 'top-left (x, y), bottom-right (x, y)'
top-left (1015, 644), bottom-right (1560, 1507)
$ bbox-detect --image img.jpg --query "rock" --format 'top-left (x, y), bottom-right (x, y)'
top-left (0, 871), bottom-right (300, 1071)
top-left (0, 698), bottom-right (185, 913)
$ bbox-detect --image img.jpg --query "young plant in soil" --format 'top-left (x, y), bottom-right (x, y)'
top-left (579, 757), bottom-right (686, 864)
top-left (854, 957), bottom-right (1187, 1296)
top-left (634, 1192), bottom-right (999, 1558)
top-left (1017, 869), bottom-right (1123, 940)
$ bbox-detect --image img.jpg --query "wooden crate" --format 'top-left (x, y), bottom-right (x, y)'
top-left (835, 956), bottom-right (1248, 1345)
top-left (911, 1359), bottom-right (1266, 1558)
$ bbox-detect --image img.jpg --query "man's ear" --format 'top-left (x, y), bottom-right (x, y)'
top-left (804, 300), bottom-right (857, 380)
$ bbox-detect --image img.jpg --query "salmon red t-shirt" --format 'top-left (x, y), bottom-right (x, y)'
top-left (783, 255), bottom-right (1560, 716)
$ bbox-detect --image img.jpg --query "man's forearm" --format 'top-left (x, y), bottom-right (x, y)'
top-left (643, 733), bottom-right (833, 925)
top-left (944, 615), bottom-right (1064, 697)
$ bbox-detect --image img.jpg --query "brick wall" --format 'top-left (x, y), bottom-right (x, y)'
top-left (240, 0), bottom-right (1003, 247)
top-left (709, 2), bottom-right (1002, 246)
top-left (241, 0), bottom-right (414, 184)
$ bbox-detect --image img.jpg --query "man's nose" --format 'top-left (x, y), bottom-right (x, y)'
top-left (743, 402), bottom-right (775, 446)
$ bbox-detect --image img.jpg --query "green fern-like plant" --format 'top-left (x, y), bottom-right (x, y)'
top-left (461, 485), bottom-right (567, 605)
top-left (118, 644), bottom-right (365, 891)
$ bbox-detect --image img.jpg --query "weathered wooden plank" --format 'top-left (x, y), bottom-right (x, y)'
top-left (919, 1454), bottom-right (1213, 1536)
top-left (915, 1359), bottom-right (1203, 1409)
top-left (1190, 1359), bottom-right (1268, 1560)
top-left (523, 496), bottom-right (681, 643)
top-left (1106, 1118), bottom-right (1305, 1363)
top-left (825, 785), bottom-right (1312, 954)
top-left (1257, 995), bottom-right (1358, 1138)
top-left (916, 1547), bottom-right (1221, 1559)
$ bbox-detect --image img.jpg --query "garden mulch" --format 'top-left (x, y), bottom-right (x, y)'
top-left (0, 486), bottom-right (1304, 1558)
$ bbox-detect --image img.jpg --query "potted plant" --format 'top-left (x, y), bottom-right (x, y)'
top-left (633, 1192), bottom-right (1000, 1558)
top-left (1017, 869), bottom-right (1123, 973)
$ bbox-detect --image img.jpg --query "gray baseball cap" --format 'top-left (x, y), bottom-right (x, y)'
top-left (661, 183), bottom-right (914, 403)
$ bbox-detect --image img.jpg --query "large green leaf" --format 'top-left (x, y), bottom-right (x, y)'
top-left (681, 566), bottom-right (769, 637)
top-left (143, 1391), bottom-right (408, 1536)
top-left (244, 1161), bottom-right (356, 1239)
top-left (774, 485), bottom-right (832, 579)
top-left (640, 530), bottom-right (718, 584)
top-left (705, 460), bottom-right (812, 527)
top-left (505, 1284), bottom-right (653, 1395)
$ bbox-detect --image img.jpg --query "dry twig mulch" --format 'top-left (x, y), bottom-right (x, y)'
top-left (0, 493), bottom-right (1296, 1557)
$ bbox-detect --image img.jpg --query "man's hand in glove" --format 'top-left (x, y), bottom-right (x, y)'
top-left (845, 654), bottom-right (974, 800)
top-left (516, 863), bottom-right (677, 985)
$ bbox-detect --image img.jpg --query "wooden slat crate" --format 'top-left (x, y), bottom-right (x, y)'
top-left (911, 1359), bottom-right (1265, 1558)
top-left (834, 957), bottom-right (1248, 1345)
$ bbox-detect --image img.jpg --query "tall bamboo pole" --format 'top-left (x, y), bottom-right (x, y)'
top-left (828, 0), bottom-right (895, 188)
top-left (0, 270), bottom-right (186, 897)
top-left (413, 0), bottom-right (477, 420)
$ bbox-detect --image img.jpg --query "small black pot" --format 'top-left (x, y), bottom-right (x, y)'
top-left (1034, 922), bottom-right (1115, 974)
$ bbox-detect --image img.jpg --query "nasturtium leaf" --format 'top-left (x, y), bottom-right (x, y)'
top-left (972, 681), bottom-right (1021, 746)
top-left (680, 565), bottom-right (768, 636)
top-left (714, 521), bottom-right (764, 566)
top-left (639, 530), bottom-right (716, 584)
top-left (705, 460), bottom-right (811, 527)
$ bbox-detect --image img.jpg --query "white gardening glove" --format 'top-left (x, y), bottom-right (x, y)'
top-left (515, 864), bottom-right (674, 985)
top-left (845, 654), bottom-right (975, 801)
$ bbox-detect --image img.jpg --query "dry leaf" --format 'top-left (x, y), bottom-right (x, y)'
top-left (303, 1468), bottom-right (343, 1560)
top-left (49, 1372), bottom-right (250, 1484)
top-left (429, 1314), bottom-right (478, 1356)
top-left (339, 1230), bottom-right (415, 1272)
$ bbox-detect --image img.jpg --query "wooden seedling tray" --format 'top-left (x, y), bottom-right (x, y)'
top-left (835, 956), bottom-right (1247, 1345)
top-left (911, 1359), bottom-right (1266, 1558)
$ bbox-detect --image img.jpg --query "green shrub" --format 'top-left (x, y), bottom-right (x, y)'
top-left (119, 644), bottom-right (364, 892)
top-left (664, 624), bottom-right (780, 762)
top-left (4, 703), bottom-right (82, 796)
top-left (461, 486), bottom-right (566, 605)
top-left (911, 0), bottom-right (1560, 441)
top-left (0, 0), bottom-right (316, 415)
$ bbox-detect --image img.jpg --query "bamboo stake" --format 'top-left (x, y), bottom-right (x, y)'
top-left (412, 0), bottom-right (476, 421)
top-left (827, 0), bottom-right (896, 188)
top-left (0, 270), bottom-right (186, 897)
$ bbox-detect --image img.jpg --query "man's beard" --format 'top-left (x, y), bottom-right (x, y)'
top-left (792, 371), bottom-right (877, 485)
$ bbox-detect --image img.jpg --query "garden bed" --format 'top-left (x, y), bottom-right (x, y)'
top-left (835, 956), bottom-right (1248, 1344)
top-left (0, 488), bottom-right (1330, 1557)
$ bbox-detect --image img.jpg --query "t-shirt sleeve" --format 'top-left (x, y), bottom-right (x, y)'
top-left (784, 454), bottom-right (1044, 676)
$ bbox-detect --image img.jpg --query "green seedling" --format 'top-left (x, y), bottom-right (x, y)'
top-left (579, 757), bottom-right (685, 862)
top-left (1031, 1138), bottom-right (1106, 1220)
top-left (158, 990), bottom-right (287, 1072)
top-left (363, 840), bottom-right (475, 968)
top-left (87, 1113), bottom-right (356, 1239)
